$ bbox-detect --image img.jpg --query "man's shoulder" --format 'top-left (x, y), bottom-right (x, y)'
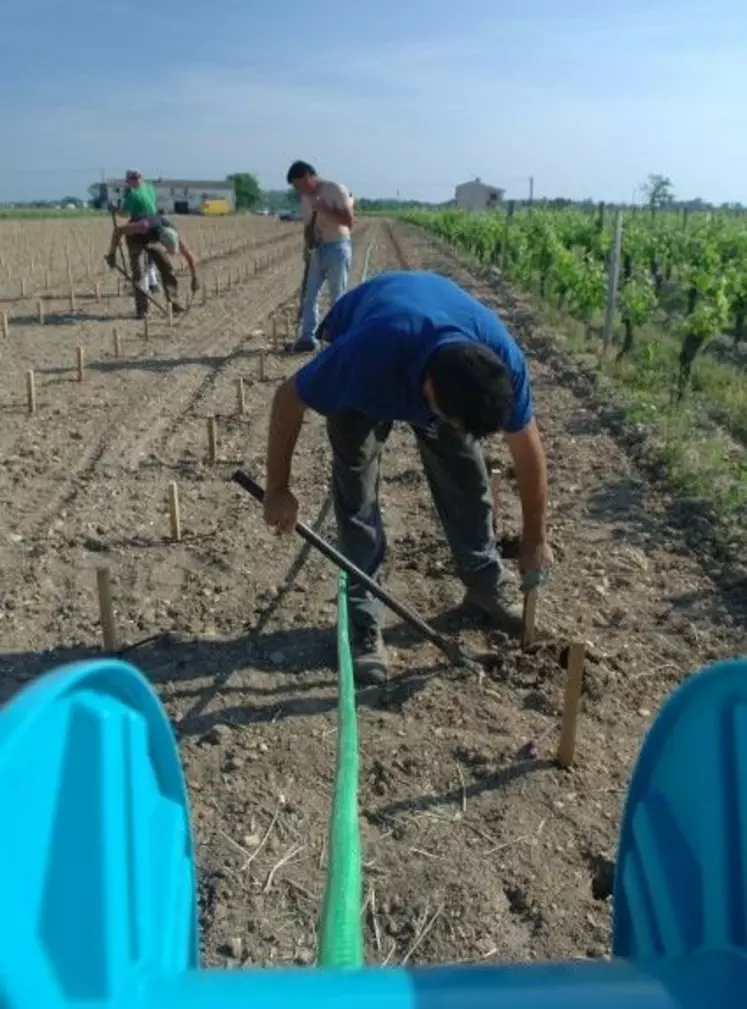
top-left (319, 179), bottom-right (352, 202)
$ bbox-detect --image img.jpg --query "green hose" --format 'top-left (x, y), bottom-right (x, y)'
top-left (317, 571), bottom-right (364, 967)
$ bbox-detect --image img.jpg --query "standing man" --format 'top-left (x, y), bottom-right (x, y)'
top-left (262, 270), bottom-right (553, 686)
top-left (286, 160), bottom-right (354, 353)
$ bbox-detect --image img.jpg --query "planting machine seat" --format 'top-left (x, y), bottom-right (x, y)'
top-left (0, 654), bottom-right (745, 1008)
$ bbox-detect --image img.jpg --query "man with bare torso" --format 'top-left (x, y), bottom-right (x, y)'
top-left (285, 160), bottom-right (354, 353)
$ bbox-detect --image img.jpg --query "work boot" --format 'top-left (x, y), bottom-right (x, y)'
top-left (462, 586), bottom-right (524, 638)
top-left (351, 626), bottom-right (388, 687)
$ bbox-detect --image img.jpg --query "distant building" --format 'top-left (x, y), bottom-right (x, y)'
top-left (454, 178), bottom-right (505, 211)
top-left (88, 178), bottom-right (236, 214)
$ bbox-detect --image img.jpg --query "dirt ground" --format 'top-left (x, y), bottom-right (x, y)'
top-left (1, 215), bottom-right (745, 969)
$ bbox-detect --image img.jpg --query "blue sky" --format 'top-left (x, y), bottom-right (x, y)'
top-left (2, 0), bottom-right (745, 204)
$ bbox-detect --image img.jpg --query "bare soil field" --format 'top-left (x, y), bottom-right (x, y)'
top-left (1, 215), bottom-right (745, 969)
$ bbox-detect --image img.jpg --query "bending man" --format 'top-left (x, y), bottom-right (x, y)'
top-left (106, 170), bottom-right (198, 318)
top-left (263, 270), bottom-right (553, 686)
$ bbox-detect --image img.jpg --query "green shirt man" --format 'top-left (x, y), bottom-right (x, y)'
top-left (122, 172), bottom-right (158, 220)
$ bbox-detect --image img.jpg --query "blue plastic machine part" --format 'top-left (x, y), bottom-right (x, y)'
top-left (0, 656), bottom-right (746, 1009)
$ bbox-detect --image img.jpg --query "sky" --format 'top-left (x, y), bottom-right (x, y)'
top-left (1, 0), bottom-right (746, 204)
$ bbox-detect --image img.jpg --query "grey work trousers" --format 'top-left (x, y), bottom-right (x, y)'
top-left (327, 410), bottom-right (504, 633)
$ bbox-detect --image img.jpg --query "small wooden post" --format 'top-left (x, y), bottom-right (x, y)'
top-left (259, 350), bottom-right (266, 381)
top-left (76, 346), bottom-right (85, 382)
top-left (236, 377), bottom-right (246, 415)
top-left (96, 567), bottom-right (118, 651)
top-left (2, 311), bottom-right (8, 338)
top-left (168, 481), bottom-right (182, 541)
top-left (45, 268), bottom-right (50, 290)
top-left (26, 370), bottom-right (36, 416)
top-left (20, 278), bottom-right (27, 298)
top-left (272, 317), bottom-right (279, 351)
top-left (113, 327), bottom-right (120, 357)
top-left (522, 589), bottom-right (538, 648)
top-left (37, 299), bottom-right (44, 324)
top-left (207, 416), bottom-right (218, 463)
top-left (557, 642), bottom-right (586, 769)
top-left (94, 281), bottom-right (101, 302)
top-left (69, 288), bottom-right (76, 313)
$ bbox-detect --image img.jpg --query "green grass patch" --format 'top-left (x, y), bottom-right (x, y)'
top-left (0, 208), bottom-right (105, 220)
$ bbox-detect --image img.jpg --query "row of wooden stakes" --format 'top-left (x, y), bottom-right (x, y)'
top-left (21, 306), bottom-right (295, 416)
top-left (91, 554), bottom-right (587, 769)
top-left (0, 241), bottom-right (293, 309)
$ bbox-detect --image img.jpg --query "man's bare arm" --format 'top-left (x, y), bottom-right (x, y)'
top-left (502, 418), bottom-right (548, 545)
top-left (266, 377), bottom-right (307, 491)
top-left (323, 205), bottom-right (354, 228)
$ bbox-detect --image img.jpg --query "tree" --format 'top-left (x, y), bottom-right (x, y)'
top-left (643, 174), bottom-right (675, 212)
top-left (227, 173), bottom-right (262, 211)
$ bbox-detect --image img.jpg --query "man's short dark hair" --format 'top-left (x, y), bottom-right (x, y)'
top-left (426, 342), bottom-right (514, 438)
top-left (287, 161), bottom-right (316, 184)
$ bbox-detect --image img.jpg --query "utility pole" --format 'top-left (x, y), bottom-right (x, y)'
top-left (529, 176), bottom-right (534, 204)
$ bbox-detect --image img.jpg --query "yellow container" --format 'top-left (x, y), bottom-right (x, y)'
top-left (201, 199), bottom-right (231, 216)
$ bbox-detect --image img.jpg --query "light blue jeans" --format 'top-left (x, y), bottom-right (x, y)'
top-left (298, 239), bottom-right (352, 348)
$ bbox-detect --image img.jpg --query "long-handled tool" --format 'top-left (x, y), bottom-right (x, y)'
top-left (294, 212), bottom-right (317, 340)
top-left (109, 208), bottom-right (170, 318)
top-left (231, 469), bottom-right (484, 670)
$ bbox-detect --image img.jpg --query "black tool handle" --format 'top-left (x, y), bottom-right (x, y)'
top-left (231, 469), bottom-right (459, 657)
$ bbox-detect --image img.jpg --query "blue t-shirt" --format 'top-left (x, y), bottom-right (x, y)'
top-left (295, 271), bottom-right (533, 434)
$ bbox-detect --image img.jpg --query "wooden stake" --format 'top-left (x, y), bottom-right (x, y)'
top-left (113, 327), bottom-right (120, 357)
top-left (2, 311), bottom-right (9, 338)
top-left (522, 589), bottom-right (538, 648)
top-left (37, 299), bottom-right (44, 324)
top-left (20, 278), bottom-right (27, 298)
top-left (259, 350), bottom-right (266, 381)
top-left (236, 376), bottom-right (246, 415)
top-left (69, 288), bottom-right (76, 313)
top-left (602, 210), bottom-right (623, 351)
top-left (95, 281), bottom-right (101, 302)
top-left (272, 316), bottom-right (279, 351)
top-left (168, 481), bottom-right (182, 541)
top-left (76, 346), bottom-right (85, 382)
top-left (45, 268), bottom-right (50, 290)
top-left (26, 370), bottom-right (36, 416)
top-left (96, 567), bottom-right (118, 651)
top-left (207, 416), bottom-right (218, 463)
top-left (557, 642), bottom-right (586, 769)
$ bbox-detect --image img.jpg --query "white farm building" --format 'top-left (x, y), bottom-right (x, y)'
top-left (89, 178), bottom-right (236, 214)
top-left (454, 178), bottom-right (505, 211)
